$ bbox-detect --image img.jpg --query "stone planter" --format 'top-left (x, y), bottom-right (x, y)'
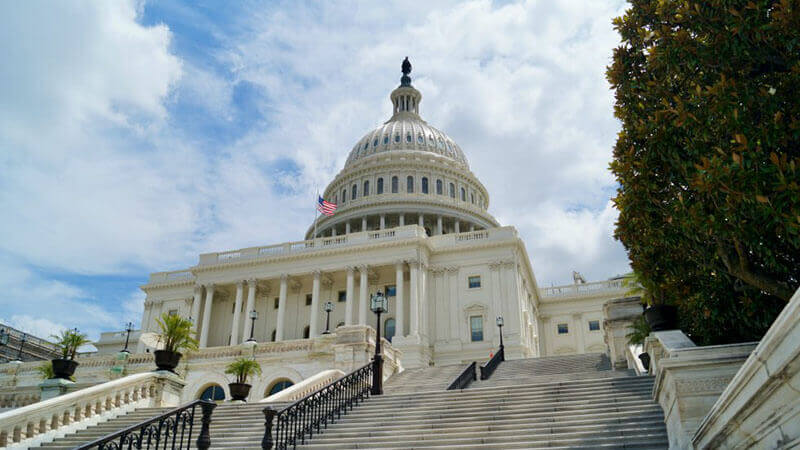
top-left (644, 305), bottom-right (677, 331)
top-left (154, 350), bottom-right (182, 372)
top-left (229, 382), bottom-right (252, 401)
top-left (51, 359), bottom-right (78, 379)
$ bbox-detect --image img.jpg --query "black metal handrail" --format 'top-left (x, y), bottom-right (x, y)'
top-left (262, 362), bottom-right (373, 449)
top-left (447, 361), bottom-right (477, 390)
top-left (479, 346), bottom-right (505, 380)
top-left (76, 399), bottom-right (216, 450)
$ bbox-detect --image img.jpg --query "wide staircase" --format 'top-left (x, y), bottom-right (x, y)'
top-left (34, 354), bottom-right (667, 449)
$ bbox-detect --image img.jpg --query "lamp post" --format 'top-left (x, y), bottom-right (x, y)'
top-left (496, 316), bottom-right (505, 361)
top-left (121, 322), bottom-right (134, 353)
top-left (370, 291), bottom-right (388, 395)
top-left (322, 301), bottom-right (334, 334)
top-left (15, 333), bottom-right (27, 362)
top-left (247, 310), bottom-right (258, 342)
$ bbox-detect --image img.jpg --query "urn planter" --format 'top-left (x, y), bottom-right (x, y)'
top-left (644, 305), bottom-right (678, 331)
top-left (154, 350), bottom-right (182, 372)
top-left (51, 359), bottom-right (78, 379)
top-left (229, 382), bottom-right (252, 401)
top-left (638, 352), bottom-right (651, 371)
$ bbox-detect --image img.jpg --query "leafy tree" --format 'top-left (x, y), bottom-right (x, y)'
top-left (155, 313), bottom-right (198, 354)
top-left (607, 0), bottom-right (799, 344)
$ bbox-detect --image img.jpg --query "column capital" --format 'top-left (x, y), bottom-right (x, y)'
top-left (280, 273), bottom-right (289, 282)
top-left (204, 283), bottom-right (216, 291)
top-left (194, 285), bottom-right (204, 294)
top-left (446, 266), bottom-right (459, 273)
top-left (236, 280), bottom-right (246, 288)
top-left (346, 266), bottom-right (355, 275)
top-left (357, 264), bottom-right (368, 273)
top-left (407, 258), bottom-right (420, 268)
top-left (395, 260), bottom-right (405, 269)
top-left (247, 278), bottom-right (258, 286)
top-left (312, 269), bottom-right (322, 279)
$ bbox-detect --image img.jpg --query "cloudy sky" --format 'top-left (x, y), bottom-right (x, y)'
top-left (0, 0), bottom-right (631, 340)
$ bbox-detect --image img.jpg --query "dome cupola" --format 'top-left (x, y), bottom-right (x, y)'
top-left (306, 58), bottom-right (498, 239)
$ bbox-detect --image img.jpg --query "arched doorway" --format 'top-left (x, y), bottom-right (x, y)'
top-left (385, 318), bottom-right (396, 342)
top-left (267, 379), bottom-right (294, 396)
top-left (198, 384), bottom-right (225, 402)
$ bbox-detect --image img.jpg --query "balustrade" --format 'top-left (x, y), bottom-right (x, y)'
top-left (479, 346), bottom-right (504, 380)
top-left (447, 361), bottom-right (477, 390)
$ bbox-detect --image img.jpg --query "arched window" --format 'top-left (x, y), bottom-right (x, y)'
top-left (271, 329), bottom-right (276, 342)
top-left (471, 193), bottom-right (475, 204)
top-left (461, 187), bottom-right (466, 201)
top-left (199, 384), bottom-right (225, 401)
top-left (377, 178), bottom-right (384, 194)
top-left (268, 379), bottom-right (294, 396)
top-left (407, 176), bottom-right (414, 193)
top-left (449, 183), bottom-right (455, 198)
top-left (351, 184), bottom-right (357, 200)
top-left (363, 180), bottom-right (370, 196)
top-left (385, 318), bottom-right (396, 343)
top-left (391, 176), bottom-right (398, 193)
top-left (421, 177), bottom-right (429, 194)
top-left (436, 179), bottom-right (443, 195)
top-left (333, 194), bottom-right (338, 204)
top-left (342, 189), bottom-right (346, 204)
top-left (303, 326), bottom-right (310, 339)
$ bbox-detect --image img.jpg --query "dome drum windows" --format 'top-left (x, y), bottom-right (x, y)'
top-left (406, 133), bottom-right (412, 143)
top-left (436, 179), bottom-right (443, 195)
top-left (342, 189), bottom-right (346, 204)
top-left (461, 187), bottom-right (466, 201)
top-left (384, 136), bottom-right (389, 145)
top-left (449, 183), bottom-right (455, 198)
top-left (352, 184), bottom-right (357, 200)
top-left (377, 178), bottom-right (384, 194)
top-left (421, 177), bottom-right (429, 194)
top-left (394, 134), bottom-right (401, 143)
top-left (407, 176), bottom-right (414, 193)
top-left (391, 176), bottom-right (398, 193)
top-left (417, 135), bottom-right (424, 144)
top-left (363, 180), bottom-right (370, 197)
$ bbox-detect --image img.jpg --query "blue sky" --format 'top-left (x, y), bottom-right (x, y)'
top-left (0, 0), bottom-right (631, 341)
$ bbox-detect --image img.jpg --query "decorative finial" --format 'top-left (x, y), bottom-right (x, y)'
top-left (401, 57), bottom-right (412, 86)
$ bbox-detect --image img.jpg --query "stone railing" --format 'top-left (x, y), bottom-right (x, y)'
top-left (625, 344), bottom-right (647, 375)
top-left (540, 278), bottom-right (626, 299)
top-left (261, 369), bottom-right (345, 404)
top-left (147, 269), bottom-right (194, 285)
top-left (692, 286), bottom-right (800, 449)
top-left (0, 371), bottom-right (185, 449)
top-left (198, 225), bottom-right (427, 266)
top-left (428, 226), bottom-right (517, 249)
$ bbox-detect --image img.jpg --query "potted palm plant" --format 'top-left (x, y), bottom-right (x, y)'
top-left (50, 329), bottom-right (90, 379)
top-left (154, 313), bottom-right (198, 372)
top-left (626, 315), bottom-right (652, 370)
top-left (623, 271), bottom-right (677, 331)
top-left (225, 357), bottom-right (262, 401)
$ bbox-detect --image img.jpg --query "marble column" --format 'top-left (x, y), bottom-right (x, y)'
top-left (437, 216), bottom-right (443, 235)
top-left (454, 221), bottom-right (460, 233)
top-left (395, 262), bottom-right (405, 338)
top-left (409, 262), bottom-right (419, 336)
top-left (469, 224), bottom-right (475, 232)
top-left (332, 227), bottom-right (337, 237)
top-left (418, 214), bottom-right (424, 228)
top-left (361, 217), bottom-right (367, 231)
top-left (358, 265), bottom-right (368, 325)
top-left (345, 222), bottom-right (351, 234)
top-left (243, 279), bottom-right (256, 341)
top-left (573, 313), bottom-right (586, 353)
top-left (399, 214), bottom-right (404, 226)
top-left (310, 271), bottom-right (321, 338)
top-left (276, 275), bottom-right (288, 341)
top-left (380, 214), bottom-right (386, 229)
top-left (190, 286), bottom-right (203, 334)
top-left (199, 284), bottom-right (215, 348)
top-left (345, 267), bottom-right (355, 325)
top-left (231, 281), bottom-right (244, 345)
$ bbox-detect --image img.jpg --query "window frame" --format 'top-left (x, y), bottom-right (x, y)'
top-left (467, 275), bottom-right (482, 289)
top-left (588, 320), bottom-right (601, 332)
top-left (407, 176), bottom-right (414, 193)
top-left (421, 177), bottom-right (429, 194)
top-left (557, 323), bottom-right (569, 335)
top-left (377, 177), bottom-right (384, 194)
top-left (436, 179), bottom-right (443, 195)
top-left (305, 294), bottom-right (312, 306)
top-left (470, 315), bottom-right (484, 342)
top-left (449, 182), bottom-right (455, 198)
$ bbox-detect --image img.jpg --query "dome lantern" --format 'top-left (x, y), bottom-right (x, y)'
top-left (391, 57), bottom-right (421, 116)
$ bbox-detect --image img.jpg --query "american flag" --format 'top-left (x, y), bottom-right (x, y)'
top-left (317, 196), bottom-right (337, 216)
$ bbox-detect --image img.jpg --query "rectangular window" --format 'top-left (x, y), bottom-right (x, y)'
top-left (305, 294), bottom-right (312, 306)
top-left (589, 320), bottom-right (600, 331)
top-left (274, 297), bottom-right (279, 309)
top-left (338, 290), bottom-right (347, 302)
top-left (468, 276), bottom-right (481, 289)
top-left (557, 323), bottom-right (569, 334)
top-left (168, 309), bottom-right (178, 317)
top-left (470, 316), bottom-right (484, 342)
top-left (385, 285), bottom-right (396, 297)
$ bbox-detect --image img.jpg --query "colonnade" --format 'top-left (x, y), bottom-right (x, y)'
top-left (318, 213), bottom-right (478, 238)
top-left (190, 261), bottom-right (425, 348)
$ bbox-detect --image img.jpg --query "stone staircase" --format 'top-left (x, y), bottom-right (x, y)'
top-left (33, 354), bottom-right (668, 449)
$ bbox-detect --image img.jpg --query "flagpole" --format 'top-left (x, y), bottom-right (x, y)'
top-left (313, 189), bottom-right (319, 241)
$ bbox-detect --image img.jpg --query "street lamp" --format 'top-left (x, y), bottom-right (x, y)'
top-left (322, 301), bottom-right (334, 334)
top-left (15, 333), bottom-right (27, 362)
top-left (370, 291), bottom-right (388, 395)
top-left (247, 310), bottom-right (258, 342)
top-left (496, 316), bottom-right (505, 361)
top-left (121, 322), bottom-right (134, 353)
top-left (0, 328), bottom-right (8, 346)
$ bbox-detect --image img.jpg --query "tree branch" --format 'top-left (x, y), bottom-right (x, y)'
top-left (716, 241), bottom-right (794, 301)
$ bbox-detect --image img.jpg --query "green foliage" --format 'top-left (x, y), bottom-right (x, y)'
top-left (225, 358), bottom-right (262, 384)
top-left (607, 0), bottom-right (799, 344)
top-left (155, 313), bottom-right (198, 354)
top-left (36, 361), bottom-right (54, 380)
top-left (626, 315), bottom-right (652, 345)
top-left (51, 329), bottom-right (91, 360)
top-left (622, 271), bottom-right (665, 306)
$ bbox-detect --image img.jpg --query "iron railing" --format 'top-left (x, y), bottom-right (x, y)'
top-left (262, 362), bottom-right (373, 449)
top-left (76, 399), bottom-right (216, 450)
top-left (479, 346), bottom-right (505, 380)
top-left (447, 361), bottom-right (477, 390)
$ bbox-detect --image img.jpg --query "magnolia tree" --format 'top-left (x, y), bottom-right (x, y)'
top-left (607, 0), bottom-right (799, 344)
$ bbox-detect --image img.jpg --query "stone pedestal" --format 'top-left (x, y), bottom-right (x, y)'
top-left (602, 296), bottom-right (643, 369)
top-left (150, 371), bottom-right (187, 407)
top-left (39, 378), bottom-right (76, 401)
top-left (392, 334), bottom-right (431, 369)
